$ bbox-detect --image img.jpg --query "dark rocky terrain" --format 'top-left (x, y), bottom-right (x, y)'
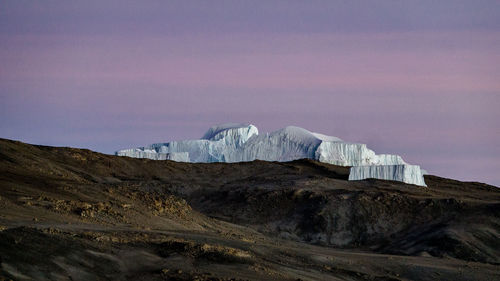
top-left (0, 138), bottom-right (499, 280)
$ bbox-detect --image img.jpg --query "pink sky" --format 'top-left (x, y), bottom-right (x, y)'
top-left (1, 1), bottom-right (499, 185)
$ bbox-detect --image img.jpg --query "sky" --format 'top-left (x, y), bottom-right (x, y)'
top-left (1, 1), bottom-right (499, 186)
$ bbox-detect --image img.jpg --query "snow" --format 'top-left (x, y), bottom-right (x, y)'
top-left (202, 123), bottom-right (258, 142)
top-left (115, 149), bottom-right (189, 162)
top-left (116, 123), bottom-right (426, 186)
top-left (349, 165), bottom-right (427, 186)
top-left (311, 132), bottom-right (342, 142)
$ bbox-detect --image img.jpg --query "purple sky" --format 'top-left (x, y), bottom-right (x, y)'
top-left (1, 1), bottom-right (499, 186)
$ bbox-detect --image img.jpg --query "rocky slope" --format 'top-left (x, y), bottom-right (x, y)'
top-left (0, 138), bottom-right (499, 281)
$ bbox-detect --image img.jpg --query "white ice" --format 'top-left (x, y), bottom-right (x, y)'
top-left (116, 123), bottom-right (426, 186)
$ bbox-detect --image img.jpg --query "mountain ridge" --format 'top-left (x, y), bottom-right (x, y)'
top-left (117, 123), bottom-right (427, 186)
top-left (0, 138), bottom-right (499, 280)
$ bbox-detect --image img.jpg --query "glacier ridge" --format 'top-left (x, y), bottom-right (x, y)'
top-left (116, 123), bottom-right (426, 186)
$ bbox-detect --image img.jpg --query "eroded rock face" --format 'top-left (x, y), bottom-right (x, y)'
top-left (116, 123), bottom-right (426, 186)
top-left (1, 138), bottom-right (499, 280)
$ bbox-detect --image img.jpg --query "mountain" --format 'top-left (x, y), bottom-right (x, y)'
top-left (117, 123), bottom-right (427, 186)
top-left (0, 138), bottom-right (499, 281)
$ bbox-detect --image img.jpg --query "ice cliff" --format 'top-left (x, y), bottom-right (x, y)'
top-left (349, 165), bottom-right (426, 186)
top-left (116, 123), bottom-right (426, 186)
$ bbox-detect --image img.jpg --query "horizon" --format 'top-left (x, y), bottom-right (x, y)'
top-left (1, 1), bottom-right (499, 186)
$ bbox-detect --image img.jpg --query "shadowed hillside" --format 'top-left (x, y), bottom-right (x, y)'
top-left (0, 138), bottom-right (499, 281)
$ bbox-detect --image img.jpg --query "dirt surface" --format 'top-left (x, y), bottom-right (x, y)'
top-left (0, 138), bottom-right (499, 280)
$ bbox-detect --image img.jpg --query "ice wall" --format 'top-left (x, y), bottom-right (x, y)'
top-left (116, 123), bottom-right (426, 186)
top-left (116, 149), bottom-right (189, 162)
top-left (349, 165), bottom-right (427, 187)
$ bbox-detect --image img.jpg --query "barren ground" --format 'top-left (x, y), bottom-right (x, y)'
top-left (0, 138), bottom-right (498, 280)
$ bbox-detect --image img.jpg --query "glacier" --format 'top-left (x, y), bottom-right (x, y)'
top-left (348, 165), bottom-right (426, 186)
top-left (116, 123), bottom-right (426, 186)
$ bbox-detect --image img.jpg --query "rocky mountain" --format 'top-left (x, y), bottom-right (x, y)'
top-left (0, 138), bottom-right (498, 281)
top-left (117, 124), bottom-right (427, 186)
